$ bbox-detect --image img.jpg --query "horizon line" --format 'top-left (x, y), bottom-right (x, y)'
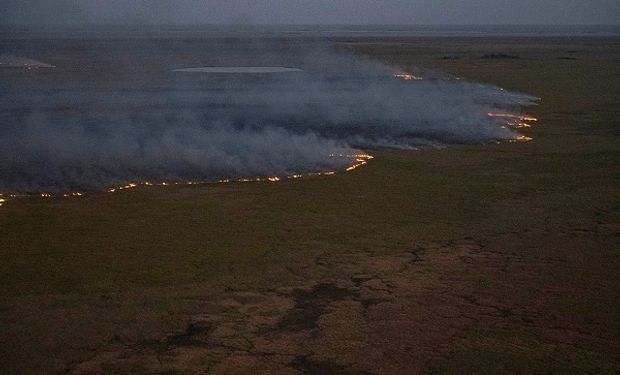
top-left (1, 23), bottom-right (619, 28)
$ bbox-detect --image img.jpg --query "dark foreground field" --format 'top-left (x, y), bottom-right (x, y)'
top-left (1, 37), bottom-right (619, 374)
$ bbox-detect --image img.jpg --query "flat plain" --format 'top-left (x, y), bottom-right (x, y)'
top-left (1, 36), bottom-right (619, 374)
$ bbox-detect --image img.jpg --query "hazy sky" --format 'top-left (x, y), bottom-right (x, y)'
top-left (1, 0), bottom-right (619, 25)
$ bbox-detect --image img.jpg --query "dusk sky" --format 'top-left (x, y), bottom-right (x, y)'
top-left (1, 0), bottom-right (619, 25)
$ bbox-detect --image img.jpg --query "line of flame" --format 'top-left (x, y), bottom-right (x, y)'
top-left (0, 154), bottom-right (375, 206)
top-left (488, 112), bottom-right (537, 142)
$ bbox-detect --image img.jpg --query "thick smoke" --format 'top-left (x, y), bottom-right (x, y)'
top-left (0, 39), bottom-right (536, 193)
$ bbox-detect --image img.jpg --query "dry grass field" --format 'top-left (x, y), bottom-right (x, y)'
top-left (1, 36), bottom-right (619, 374)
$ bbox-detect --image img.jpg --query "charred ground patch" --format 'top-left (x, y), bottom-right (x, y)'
top-left (291, 355), bottom-right (368, 375)
top-left (275, 283), bottom-right (356, 332)
top-left (140, 321), bottom-right (212, 353)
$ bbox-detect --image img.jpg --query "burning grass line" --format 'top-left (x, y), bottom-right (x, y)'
top-left (0, 154), bottom-right (375, 206)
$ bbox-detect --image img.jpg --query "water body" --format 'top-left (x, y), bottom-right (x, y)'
top-left (173, 66), bottom-right (302, 73)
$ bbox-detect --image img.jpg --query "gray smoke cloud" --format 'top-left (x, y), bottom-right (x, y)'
top-left (0, 39), bottom-right (536, 193)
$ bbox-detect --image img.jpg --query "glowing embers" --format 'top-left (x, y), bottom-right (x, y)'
top-left (394, 71), bottom-right (423, 81)
top-left (0, 153), bottom-right (375, 206)
top-left (63, 192), bottom-right (83, 197)
top-left (102, 153), bottom-right (374, 192)
top-left (488, 112), bottom-right (538, 120)
top-left (510, 135), bottom-right (534, 143)
top-left (337, 153), bottom-right (374, 172)
top-left (107, 181), bottom-right (198, 192)
top-left (234, 174), bottom-right (314, 183)
top-left (107, 183), bottom-right (138, 193)
top-left (488, 112), bottom-right (538, 142)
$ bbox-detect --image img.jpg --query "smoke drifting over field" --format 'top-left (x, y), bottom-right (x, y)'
top-left (0, 54), bottom-right (56, 68)
top-left (0, 40), bottom-right (536, 193)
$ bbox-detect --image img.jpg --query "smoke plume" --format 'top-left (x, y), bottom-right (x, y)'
top-left (0, 38), bottom-right (536, 193)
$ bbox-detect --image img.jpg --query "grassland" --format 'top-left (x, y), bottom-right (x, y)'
top-left (1, 37), bottom-right (619, 374)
